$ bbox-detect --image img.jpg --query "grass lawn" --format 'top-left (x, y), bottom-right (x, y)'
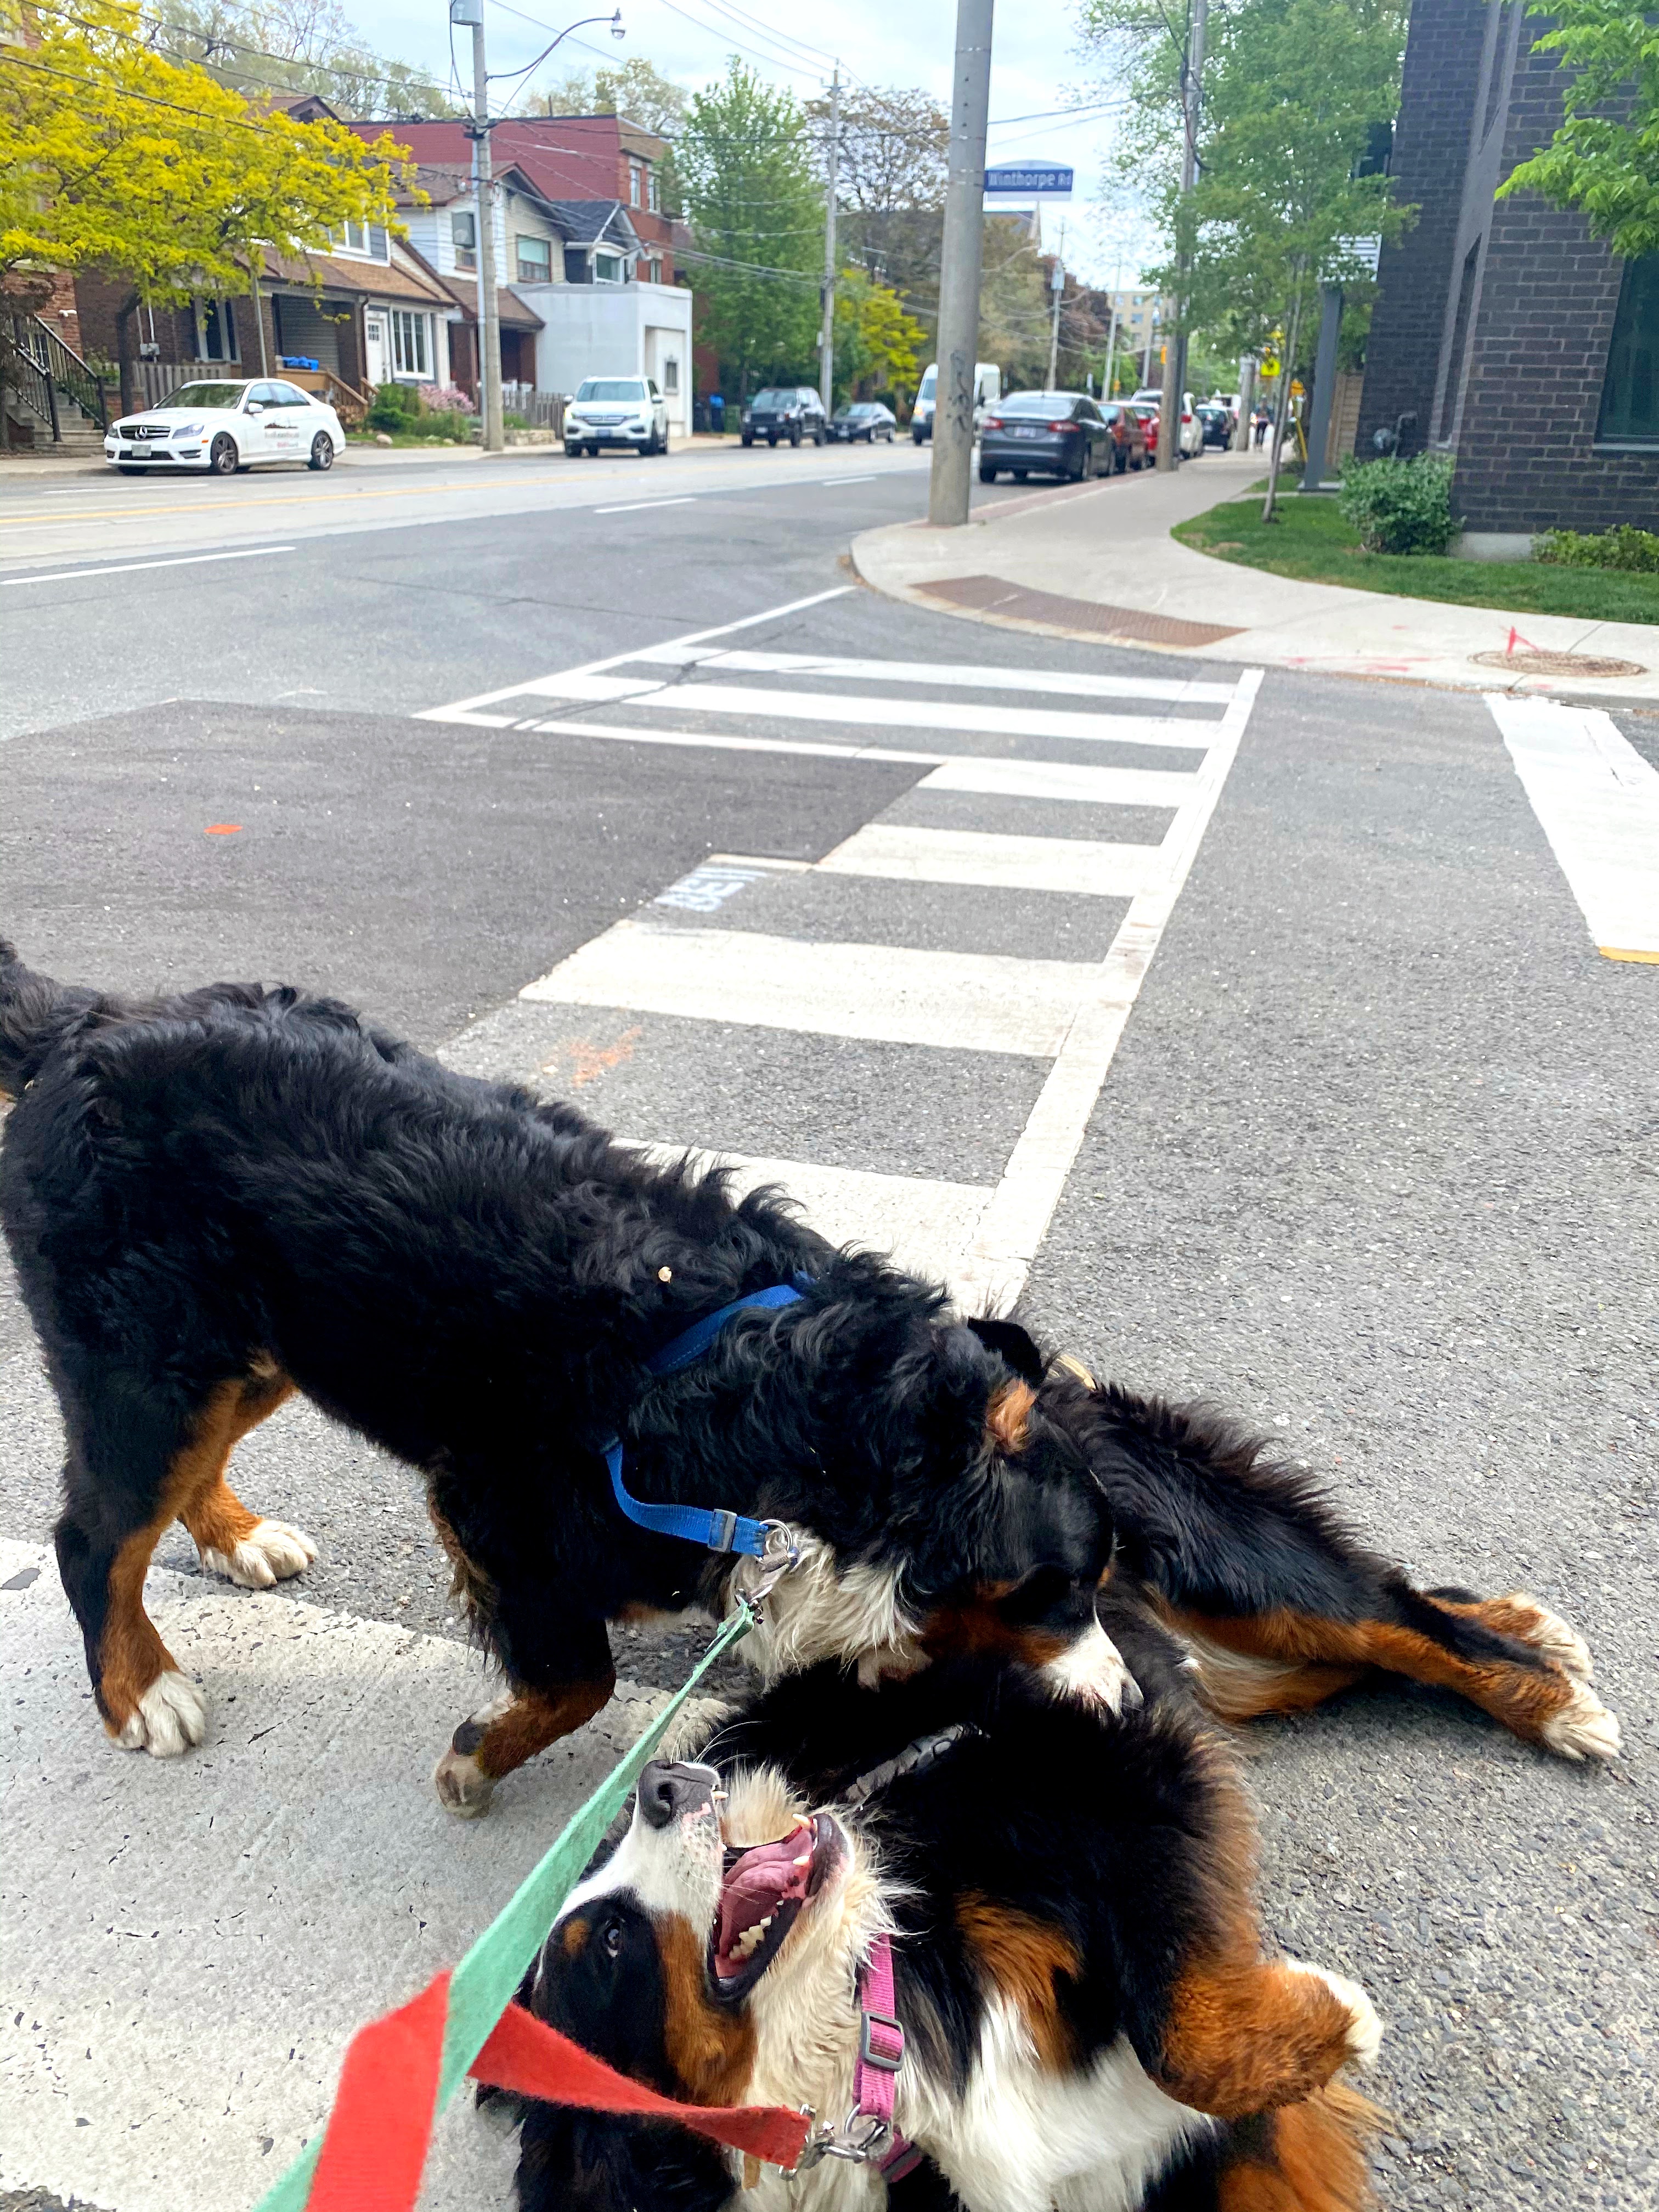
top-left (1173, 490), bottom-right (1659, 627)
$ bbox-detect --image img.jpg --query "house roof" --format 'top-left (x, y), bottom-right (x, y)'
top-left (357, 117), bottom-right (650, 210)
top-left (432, 275), bottom-right (545, 330)
top-left (259, 243), bottom-right (452, 308)
top-left (400, 160), bottom-right (564, 221)
top-left (546, 200), bottom-right (639, 250)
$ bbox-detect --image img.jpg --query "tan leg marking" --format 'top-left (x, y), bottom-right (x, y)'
top-left (177, 1373), bottom-right (313, 1588)
top-left (1156, 1956), bottom-right (1379, 2120)
top-left (434, 1671), bottom-right (618, 1818)
top-left (1217, 2083), bottom-right (1380, 2212)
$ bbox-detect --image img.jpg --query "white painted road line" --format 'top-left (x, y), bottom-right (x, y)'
top-left (0, 1534), bottom-right (664, 2212)
top-left (413, 584), bottom-right (854, 725)
top-left (817, 822), bottom-right (1171, 898)
top-left (557, 679), bottom-right (1217, 752)
top-left (1, 544), bottom-right (295, 586)
top-left (921, 755), bottom-right (1198, 809)
top-left (956, 668), bottom-right (1264, 1311)
top-left (520, 919), bottom-right (1103, 1056)
top-left (1486, 696), bottom-right (1659, 961)
top-left (618, 1142), bottom-right (991, 1293)
top-left (821, 473), bottom-right (878, 484)
top-left (626, 644), bottom-right (1236, 706)
top-left (595, 497), bottom-right (698, 515)
top-left (522, 716), bottom-right (949, 766)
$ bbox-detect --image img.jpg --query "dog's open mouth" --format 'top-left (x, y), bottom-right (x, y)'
top-left (710, 1813), bottom-right (843, 2003)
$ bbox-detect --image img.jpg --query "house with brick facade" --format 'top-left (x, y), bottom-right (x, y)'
top-left (1362, 0), bottom-right (1659, 544)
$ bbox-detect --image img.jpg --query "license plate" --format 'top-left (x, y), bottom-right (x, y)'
top-left (1009, 425), bottom-right (1041, 438)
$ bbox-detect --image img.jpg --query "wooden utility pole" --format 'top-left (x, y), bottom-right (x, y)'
top-left (928, 0), bottom-right (994, 526)
top-left (819, 70), bottom-right (840, 415)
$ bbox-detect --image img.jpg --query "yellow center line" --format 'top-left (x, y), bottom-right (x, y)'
top-left (0, 475), bottom-right (592, 531)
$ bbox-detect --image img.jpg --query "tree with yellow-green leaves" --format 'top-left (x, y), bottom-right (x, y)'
top-left (1, 0), bottom-right (410, 416)
top-left (833, 267), bottom-right (927, 405)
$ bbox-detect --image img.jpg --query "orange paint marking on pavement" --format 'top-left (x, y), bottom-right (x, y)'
top-left (204, 823), bottom-right (242, 835)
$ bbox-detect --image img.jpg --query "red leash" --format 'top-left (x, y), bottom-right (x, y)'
top-left (304, 1971), bottom-right (810, 2211)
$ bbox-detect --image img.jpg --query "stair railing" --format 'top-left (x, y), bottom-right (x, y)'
top-left (26, 313), bottom-right (110, 430)
top-left (2, 317), bottom-right (60, 442)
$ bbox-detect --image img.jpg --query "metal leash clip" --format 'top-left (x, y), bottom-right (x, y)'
top-left (790, 2105), bottom-right (893, 2173)
top-left (735, 1520), bottom-right (802, 1617)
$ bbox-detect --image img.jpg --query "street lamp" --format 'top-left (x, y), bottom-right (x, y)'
top-left (450, 4), bottom-right (625, 453)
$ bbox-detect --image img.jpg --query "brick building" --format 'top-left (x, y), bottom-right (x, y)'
top-left (1362, 0), bottom-right (1659, 541)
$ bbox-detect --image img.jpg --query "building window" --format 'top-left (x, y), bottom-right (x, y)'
top-left (1598, 256), bottom-right (1659, 444)
top-left (516, 234), bottom-right (552, 284)
top-left (663, 355), bottom-right (679, 393)
top-left (645, 256), bottom-right (662, 285)
top-left (594, 249), bottom-right (624, 283)
top-left (628, 157), bottom-right (644, 207)
top-left (194, 298), bottom-right (239, 362)
top-left (390, 309), bottom-right (431, 378)
top-left (333, 220), bottom-right (390, 262)
top-left (647, 167), bottom-right (661, 213)
top-left (1439, 241), bottom-right (1481, 439)
top-left (452, 210), bottom-right (477, 272)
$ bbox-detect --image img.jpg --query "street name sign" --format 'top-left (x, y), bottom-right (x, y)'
top-left (984, 163), bottom-right (1075, 196)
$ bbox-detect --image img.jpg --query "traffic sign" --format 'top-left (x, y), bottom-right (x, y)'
top-left (984, 163), bottom-right (1075, 196)
top-left (1260, 353), bottom-right (1280, 377)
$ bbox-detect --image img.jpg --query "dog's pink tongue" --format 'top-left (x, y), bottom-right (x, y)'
top-left (715, 1822), bottom-right (813, 1971)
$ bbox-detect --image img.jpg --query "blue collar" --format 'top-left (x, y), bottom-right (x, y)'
top-left (602, 1279), bottom-right (809, 1559)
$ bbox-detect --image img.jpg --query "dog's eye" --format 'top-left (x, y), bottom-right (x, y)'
top-left (601, 1918), bottom-right (623, 1959)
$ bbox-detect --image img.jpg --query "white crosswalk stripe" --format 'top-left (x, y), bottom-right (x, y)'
top-left (423, 597), bottom-right (1262, 1306)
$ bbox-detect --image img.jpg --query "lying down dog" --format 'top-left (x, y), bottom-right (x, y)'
top-left (0, 943), bottom-right (1617, 1815)
top-left (512, 1598), bottom-right (1384, 2212)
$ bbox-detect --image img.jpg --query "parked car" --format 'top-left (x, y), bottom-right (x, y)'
top-left (1126, 387), bottom-right (1205, 458)
top-left (1101, 402), bottom-right (1149, 472)
top-left (977, 391), bottom-right (1114, 483)
top-left (563, 376), bottom-right (669, 455)
top-left (1197, 402), bottom-right (1232, 448)
top-left (830, 400), bottom-right (897, 443)
top-left (104, 377), bottom-right (343, 475)
top-left (911, 360), bottom-right (1002, 443)
top-left (1131, 402), bottom-right (1160, 461)
top-left (741, 387), bottom-right (828, 446)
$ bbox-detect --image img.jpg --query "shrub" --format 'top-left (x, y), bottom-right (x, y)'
top-left (365, 381), bottom-right (419, 432)
top-left (1338, 453), bottom-right (1458, 556)
top-left (1533, 523), bottom-right (1659, 572)
top-left (419, 381), bottom-right (474, 415)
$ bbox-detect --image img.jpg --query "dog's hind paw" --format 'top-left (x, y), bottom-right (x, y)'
top-left (200, 1519), bottom-right (317, 1589)
top-left (115, 1669), bottom-right (207, 1757)
top-left (1541, 1678), bottom-right (1621, 1763)
top-left (1288, 1960), bottom-right (1383, 2072)
top-left (1504, 1592), bottom-right (1594, 1681)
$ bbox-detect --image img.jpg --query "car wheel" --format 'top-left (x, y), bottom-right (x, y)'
top-left (1011, 470), bottom-right (1026, 483)
top-left (912, 428), bottom-right (926, 445)
top-left (308, 432), bottom-right (334, 472)
top-left (978, 464), bottom-right (996, 483)
top-left (741, 433), bottom-right (753, 447)
top-left (208, 433), bottom-right (238, 476)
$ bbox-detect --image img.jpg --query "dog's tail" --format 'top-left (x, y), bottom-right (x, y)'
top-left (0, 939), bottom-right (101, 1098)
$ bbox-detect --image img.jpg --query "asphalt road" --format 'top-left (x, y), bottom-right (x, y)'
top-left (1, 446), bottom-right (1654, 2212)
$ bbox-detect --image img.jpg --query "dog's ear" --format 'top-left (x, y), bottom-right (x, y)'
top-left (967, 1316), bottom-right (1045, 1389)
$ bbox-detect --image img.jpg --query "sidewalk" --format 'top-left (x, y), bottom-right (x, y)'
top-left (852, 450), bottom-right (1659, 705)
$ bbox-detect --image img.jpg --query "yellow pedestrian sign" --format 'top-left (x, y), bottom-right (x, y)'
top-left (1260, 353), bottom-right (1280, 377)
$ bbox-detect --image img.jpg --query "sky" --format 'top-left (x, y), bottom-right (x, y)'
top-left (344, 0), bottom-right (1155, 285)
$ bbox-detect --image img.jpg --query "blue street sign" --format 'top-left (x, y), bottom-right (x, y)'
top-left (983, 163), bottom-right (1074, 196)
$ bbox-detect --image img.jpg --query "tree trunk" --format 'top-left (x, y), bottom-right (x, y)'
top-left (115, 290), bottom-right (142, 418)
top-left (1261, 275), bottom-right (1307, 525)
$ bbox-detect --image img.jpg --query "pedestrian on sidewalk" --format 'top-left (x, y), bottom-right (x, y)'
top-left (709, 392), bottom-right (725, 437)
top-left (1252, 403), bottom-right (1271, 448)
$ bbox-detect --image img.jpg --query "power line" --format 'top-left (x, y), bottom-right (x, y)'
top-left (689, 0), bottom-right (838, 72)
top-left (653, 0), bottom-right (829, 86)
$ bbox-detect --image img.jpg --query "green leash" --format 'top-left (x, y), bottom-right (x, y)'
top-left (252, 1603), bottom-right (754, 2212)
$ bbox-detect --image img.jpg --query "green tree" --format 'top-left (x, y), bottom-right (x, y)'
top-left (1500, 2), bottom-right (1659, 257)
top-left (0, 0), bottom-right (408, 413)
top-left (674, 59), bottom-right (822, 397)
top-left (832, 264), bottom-right (927, 402)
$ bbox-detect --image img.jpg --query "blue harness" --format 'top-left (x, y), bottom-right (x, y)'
top-left (601, 1280), bottom-right (808, 1559)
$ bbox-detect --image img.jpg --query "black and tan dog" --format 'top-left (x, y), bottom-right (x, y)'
top-left (0, 943), bottom-right (1617, 1814)
top-left (515, 1600), bottom-right (1384, 2211)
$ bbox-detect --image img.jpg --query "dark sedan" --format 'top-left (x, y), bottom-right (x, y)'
top-left (830, 401), bottom-right (897, 443)
top-left (1101, 402), bottom-right (1149, 472)
top-left (978, 392), bottom-right (1113, 483)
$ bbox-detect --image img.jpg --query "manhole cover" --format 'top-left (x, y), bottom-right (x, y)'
top-left (1469, 649), bottom-right (1647, 678)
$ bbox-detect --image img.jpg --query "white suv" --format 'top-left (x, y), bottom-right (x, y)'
top-left (1127, 387), bottom-right (1206, 458)
top-left (564, 376), bottom-right (669, 456)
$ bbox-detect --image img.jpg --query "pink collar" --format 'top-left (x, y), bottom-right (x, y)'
top-left (853, 1932), bottom-right (919, 2179)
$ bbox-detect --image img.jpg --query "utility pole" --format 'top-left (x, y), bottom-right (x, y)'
top-left (1044, 218), bottom-right (1066, 390)
top-left (1102, 304), bottom-right (1118, 402)
top-left (819, 69), bottom-right (840, 417)
top-left (454, 0), bottom-right (504, 453)
top-left (1157, 0), bottom-right (1206, 471)
top-left (928, 0), bottom-right (994, 527)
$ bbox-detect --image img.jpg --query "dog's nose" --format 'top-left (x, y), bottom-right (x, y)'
top-left (638, 1760), bottom-right (720, 1829)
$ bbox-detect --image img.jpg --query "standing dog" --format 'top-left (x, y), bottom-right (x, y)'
top-left (0, 943), bottom-right (1616, 1816)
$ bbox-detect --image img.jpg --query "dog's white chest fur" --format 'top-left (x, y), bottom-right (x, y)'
top-left (919, 1998), bottom-right (1214, 2212)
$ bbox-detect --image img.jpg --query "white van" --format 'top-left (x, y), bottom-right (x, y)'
top-left (911, 361), bottom-right (1002, 444)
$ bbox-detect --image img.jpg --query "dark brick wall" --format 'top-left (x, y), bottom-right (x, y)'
top-left (1451, 31), bottom-right (1659, 529)
top-left (1361, 0), bottom-right (1486, 451)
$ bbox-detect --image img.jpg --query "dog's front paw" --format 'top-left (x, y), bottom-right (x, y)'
top-left (433, 1693), bottom-right (513, 1817)
top-left (114, 1668), bottom-right (208, 1757)
top-left (200, 1518), bottom-right (317, 1589)
top-left (1541, 1677), bottom-right (1621, 1763)
top-left (1041, 1618), bottom-right (1143, 1717)
top-left (1288, 1960), bottom-right (1383, 2071)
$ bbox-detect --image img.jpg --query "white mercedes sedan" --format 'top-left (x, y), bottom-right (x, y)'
top-left (105, 377), bottom-right (346, 476)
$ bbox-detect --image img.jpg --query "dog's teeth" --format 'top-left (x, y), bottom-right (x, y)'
top-left (792, 1853), bottom-right (811, 1869)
